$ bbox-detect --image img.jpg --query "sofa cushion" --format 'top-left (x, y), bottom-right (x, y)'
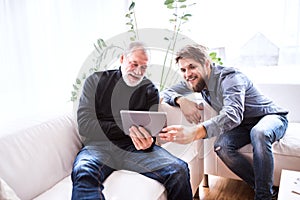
top-left (273, 123), bottom-right (300, 157)
top-left (33, 171), bottom-right (166, 200)
top-left (33, 176), bottom-right (72, 200)
top-left (0, 115), bottom-right (82, 200)
top-left (237, 122), bottom-right (300, 157)
top-left (0, 177), bottom-right (20, 200)
top-left (103, 170), bottom-right (166, 200)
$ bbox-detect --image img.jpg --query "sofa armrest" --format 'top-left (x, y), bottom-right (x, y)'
top-left (0, 114), bottom-right (82, 200)
top-left (159, 103), bottom-right (204, 195)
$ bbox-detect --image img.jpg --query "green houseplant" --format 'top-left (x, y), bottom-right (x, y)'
top-left (70, 0), bottom-right (222, 102)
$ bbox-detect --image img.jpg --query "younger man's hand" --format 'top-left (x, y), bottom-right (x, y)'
top-left (158, 124), bottom-right (206, 144)
top-left (176, 97), bottom-right (203, 124)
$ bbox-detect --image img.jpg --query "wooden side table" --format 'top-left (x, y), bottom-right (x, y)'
top-left (278, 169), bottom-right (300, 200)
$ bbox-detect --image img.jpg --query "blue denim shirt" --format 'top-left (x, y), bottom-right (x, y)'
top-left (161, 65), bottom-right (289, 138)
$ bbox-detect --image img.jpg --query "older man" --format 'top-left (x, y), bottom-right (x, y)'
top-left (71, 42), bottom-right (192, 200)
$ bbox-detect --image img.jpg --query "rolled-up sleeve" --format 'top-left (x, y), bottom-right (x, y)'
top-left (161, 81), bottom-right (193, 106)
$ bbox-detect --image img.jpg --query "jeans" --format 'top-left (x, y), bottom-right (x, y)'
top-left (71, 142), bottom-right (193, 200)
top-left (214, 114), bottom-right (288, 200)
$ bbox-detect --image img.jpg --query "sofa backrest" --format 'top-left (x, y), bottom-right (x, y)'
top-left (162, 83), bottom-right (300, 123)
top-left (256, 84), bottom-right (300, 123)
top-left (0, 115), bottom-right (82, 200)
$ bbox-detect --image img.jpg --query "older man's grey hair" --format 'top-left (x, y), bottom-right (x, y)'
top-left (124, 41), bottom-right (150, 58)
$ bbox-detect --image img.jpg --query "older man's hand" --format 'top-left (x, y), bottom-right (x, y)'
top-left (129, 126), bottom-right (154, 150)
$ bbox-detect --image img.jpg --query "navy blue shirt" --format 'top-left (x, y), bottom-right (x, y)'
top-left (77, 68), bottom-right (159, 146)
top-left (162, 65), bottom-right (288, 138)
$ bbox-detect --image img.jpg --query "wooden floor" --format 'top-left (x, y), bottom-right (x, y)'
top-left (194, 175), bottom-right (255, 200)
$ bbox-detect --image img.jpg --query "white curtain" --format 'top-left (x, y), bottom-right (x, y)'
top-left (0, 0), bottom-right (128, 122)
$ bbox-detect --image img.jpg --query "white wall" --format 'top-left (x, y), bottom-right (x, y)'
top-left (1, 0), bottom-right (299, 123)
top-left (0, 0), bottom-right (128, 122)
top-left (135, 0), bottom-right (300, 65)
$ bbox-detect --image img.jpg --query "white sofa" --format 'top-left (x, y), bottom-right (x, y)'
top-left (0, 104), bottom-right (203, 200)
top-left (203, 83), bottom-right (300, 187)
top-left (2, 83), bottom-right (298, 199)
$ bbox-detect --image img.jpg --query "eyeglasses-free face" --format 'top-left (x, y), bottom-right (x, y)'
top-left (121, 49), bottom-right (148, 87)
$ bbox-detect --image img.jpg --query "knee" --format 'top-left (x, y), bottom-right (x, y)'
top-left (214, 144), bottom-right (226, 158)
top-left (72, 162), bottom-right (85, 179)
top-left (250, 128), bottom-right (274, 152)
top-left (170, 160), bottom-right (190, 179)
top-left (72, 160), bottom-right (96, 182)
top-left (214, 136), bottom-right (229, 157)
top-left (250, 127), bottom-right (272, 143)
top-left (180, 161), bottom-right (190, 175)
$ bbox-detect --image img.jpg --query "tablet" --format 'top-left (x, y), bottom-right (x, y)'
top-left (120, 110), bottom-right (167, 136)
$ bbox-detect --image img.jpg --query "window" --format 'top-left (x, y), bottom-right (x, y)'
top-left (134, 0), bottom-right (300, 84)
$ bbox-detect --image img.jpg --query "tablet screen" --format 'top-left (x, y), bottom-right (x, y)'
top-left (120, 110), bottom-right (167, 136)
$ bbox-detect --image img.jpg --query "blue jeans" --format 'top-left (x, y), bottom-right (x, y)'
top-left (214, 114), bottom-right (288, 200)
top-left (71, 142), bottom-right (193, 200)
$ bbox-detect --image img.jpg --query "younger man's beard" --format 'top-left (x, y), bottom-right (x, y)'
top-left (193, 79), bottom-right (206, 92)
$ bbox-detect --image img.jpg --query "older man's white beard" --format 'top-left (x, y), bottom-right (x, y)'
top-left (123, 73), bottom-right (144, 87)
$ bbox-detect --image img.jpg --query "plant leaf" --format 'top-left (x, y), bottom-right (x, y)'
top-left (164, 0), bottom-right (174, 5)
top-left (181, 17), bottom-right (188, 20)
top-left (167, 4), bottom-right (174, 9)
top-left (94, 43), bottom-right (101, 53)
top-left (97, 38), bottom-right (107, 49)
top-left (71, 91), bottom-right (77, 96)
top-left (96, 41), bottom-right (102, 51)
top-left (76, 78), bottom-right (81, 85)
top-left (189, 2), bottom-right (197, 6)
top-left (209, 52), bottom-right (217, 58)
top-left (73, 84), bottom-right (79, 90)
top-left (182, 13), bottom-right (192, 17)
top-left (129, 1), bottom-right (135, 10)
top-left (70, 96), bottom-right (77, 102)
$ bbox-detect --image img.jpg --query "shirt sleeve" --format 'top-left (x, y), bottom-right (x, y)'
top-left (76, 74), bottom-right (111, 142)
top-left (146, 83), bottom-right (160, 111)
top-left (160, 81), bottom-right (193, 106)
top-left (202, 75), bottom-right (246, 138)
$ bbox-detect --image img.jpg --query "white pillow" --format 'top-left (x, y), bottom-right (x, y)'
top-left (0, 178), bottom-right (20, 200)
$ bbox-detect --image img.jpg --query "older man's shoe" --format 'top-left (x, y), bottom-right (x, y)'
top-left (272, 186), bottom-right (279, 200)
